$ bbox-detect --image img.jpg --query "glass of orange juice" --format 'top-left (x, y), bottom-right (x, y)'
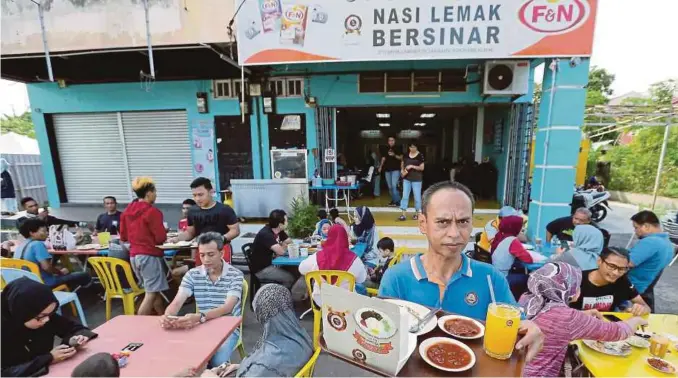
top-left (484, 302), bottom-right (522, 360)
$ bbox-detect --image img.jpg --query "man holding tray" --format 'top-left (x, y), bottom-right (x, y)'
top-left (379, 181), bottom-right (545, 361)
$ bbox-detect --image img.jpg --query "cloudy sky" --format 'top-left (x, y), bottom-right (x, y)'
top-left (1, 0), bottom-right (676, 116)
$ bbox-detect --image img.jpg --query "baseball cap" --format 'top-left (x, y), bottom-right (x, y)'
top-left (498, 206), bottom-right (517, 218)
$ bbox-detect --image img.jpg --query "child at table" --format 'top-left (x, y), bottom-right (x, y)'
top-left (519, 262), bottom-right (647, 377)
top-left (364, 237), bottom-right (395, 289)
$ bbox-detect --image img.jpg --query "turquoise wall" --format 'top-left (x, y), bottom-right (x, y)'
top-left (28, 59), bottom-right (540, 207)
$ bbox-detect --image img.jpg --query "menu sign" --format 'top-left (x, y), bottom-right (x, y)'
top-left (321, 284), bottom-right (414, 376)
top-left (236, 0), bottom-right (598, 65)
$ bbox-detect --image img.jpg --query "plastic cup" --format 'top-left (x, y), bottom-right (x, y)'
top-left (483, 302), bottom-right (521, 360)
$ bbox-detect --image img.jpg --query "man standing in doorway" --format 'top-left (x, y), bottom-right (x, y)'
top-left (379, 136), bottom-right (402, 207)
top-left (173, 177), bottom-right (240, 266)
top-left (95, 196), bottom-right (121, 235)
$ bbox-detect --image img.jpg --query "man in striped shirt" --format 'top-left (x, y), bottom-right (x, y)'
top-left (161, 232), bottom-right (243, 367)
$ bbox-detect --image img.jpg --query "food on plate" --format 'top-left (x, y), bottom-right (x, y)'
top-left (647, 357), bottom-right (676, 374)
top-left (626, 335), bottom-right (650, 348)
top-left (444, 318), bottom-right (481, 337)
top-left (426, 342), bottom-right (472, 370)
top-left (355, 308), bottom-right (395, 338)
top-left (583, 339), bottom-right (631, 356)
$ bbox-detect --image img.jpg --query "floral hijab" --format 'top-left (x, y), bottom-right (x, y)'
top-left (518, 262), bottom-right (582, 320)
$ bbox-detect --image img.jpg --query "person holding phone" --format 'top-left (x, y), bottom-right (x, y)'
top-left (570, 247), bottom-right (651, 317)
top-left (1, 278), bottom-right (97, 377)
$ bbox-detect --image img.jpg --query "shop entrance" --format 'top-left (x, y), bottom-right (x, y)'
top-left (215, 116), bottom-right (253, 190)
top-left (335, 106), bottom-right (492, 205)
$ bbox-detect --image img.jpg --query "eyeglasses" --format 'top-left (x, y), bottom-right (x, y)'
top-left (602, 260), bottom-right (630, 273)
top-left (34, 313), bottom-right (51, 322)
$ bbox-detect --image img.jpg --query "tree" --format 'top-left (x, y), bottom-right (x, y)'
top-left (1, 112), bottom-right (35, 138)
top-left (649, 79), bottom-right (677, 105)
top-left (587, 66), bottom-right (615, 96)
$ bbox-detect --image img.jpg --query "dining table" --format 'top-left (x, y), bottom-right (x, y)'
top-left (46, 315), bottom-right (242, 377)
top-left (272, 242), bottom-right (367, 266)
top-left (522, 242), bottom-right (559, 271)
top-left (572, 312), bottom-right (678, 377)
top-left (321, 309), bottom-right (525, 377)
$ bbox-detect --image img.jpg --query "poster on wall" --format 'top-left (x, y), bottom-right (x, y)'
top-left (236, 0), bottom-right (598, 65)
top-left (191, 120), bottom-right (216, 184)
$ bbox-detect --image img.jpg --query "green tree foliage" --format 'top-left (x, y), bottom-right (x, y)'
top-left (603, 125), bottom-right (678, 198)
top-left (587, 66), bottom-right (615, 96)
top-left (1, 112), bottom-right (35, 138)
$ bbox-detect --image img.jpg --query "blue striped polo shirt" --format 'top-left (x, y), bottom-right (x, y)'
top-left (180, 261), bottom-right (244, 321)
top-left (378, 253), bottom-right (517, 321)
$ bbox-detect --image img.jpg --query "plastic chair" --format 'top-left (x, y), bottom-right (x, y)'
top-left (0, 267), bottom-right (88, 326)
top-left (365, 247), bottom-right (406, 297)
top-left (242, 243), bottom-right (276, 310)
top-left (196, 278), bottom-right (248, 359)
top-left (295, 348), bottom-right (322, 377)
top-left (304, 270), bottom-right (356, 349)
top-left (87, 257), bottom-right (145, 321)
top-left (0, 257), bottom-right (78, 315)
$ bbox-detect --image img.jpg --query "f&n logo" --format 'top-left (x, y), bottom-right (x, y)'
top-left (519, 0), bottom-right (590, 34)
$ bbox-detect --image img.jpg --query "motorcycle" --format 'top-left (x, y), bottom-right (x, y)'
top-left (572, 187), bottom-right (612, 223)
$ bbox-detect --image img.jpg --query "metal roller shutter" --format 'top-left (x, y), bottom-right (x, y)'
top-left (121, 111), bottom-right (192, 203)
top-left (52, 113), bottom-right (130, 203)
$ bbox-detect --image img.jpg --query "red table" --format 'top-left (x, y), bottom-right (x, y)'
top-left (46, 315), bottom-right (242, 377)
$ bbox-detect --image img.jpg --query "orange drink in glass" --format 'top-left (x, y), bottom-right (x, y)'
top-left (484, 302), bottom-right (522, 360)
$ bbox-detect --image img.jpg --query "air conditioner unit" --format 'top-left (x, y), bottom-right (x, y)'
top-left (483, 61), bottom-right (530, 96)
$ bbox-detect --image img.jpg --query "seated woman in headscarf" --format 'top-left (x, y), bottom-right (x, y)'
top-left (236, 284), bottom-right (314, 377)
top-left (1, 278), bottom-right (97, 377)
top-left (352, 206), bottom-right (379, 267)
top-left (491, 215), bottom-right (546, 299)
top-left (314, 219), bottom-right (332, 241)
top-left (552, 224), bottom-right (604, 271)
top-left (299, 225), bottom-right (367, 305)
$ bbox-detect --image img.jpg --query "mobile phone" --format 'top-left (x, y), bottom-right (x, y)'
top-left (603, 314), bottom-right (623, 322)
top-left (560, 240), bottom-right (570, 250)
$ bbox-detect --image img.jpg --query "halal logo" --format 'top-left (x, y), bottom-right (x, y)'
top-left (506, 319), bottom-right (514, 327)
top-left (344, 14), bottom-right (362, 33)
top-left (465, 292), bottom-right (478, 306)
top-left (519, 0), bottom-right (590, 34)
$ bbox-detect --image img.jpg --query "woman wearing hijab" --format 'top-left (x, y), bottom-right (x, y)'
top-left (314, 219), bottom-right (332, 240)
top-left (237, 284), bottom-right (314, 377)
top-left (552, 224), bottom-right (604, 271)
top-left (491, 215), bottom-right (546, 299)
top-left (1, 158), bottom-right (18, 215)
top-left (1, 278), bottom-right (97, 377)
top-left (299, 225), bottom-right (367, 305)
top-left (352, 206), bottom-right (379, 267)
top-left (491, 215), bottom-right (546, 276)
top-left (519, 262), bottom-right (646, 377)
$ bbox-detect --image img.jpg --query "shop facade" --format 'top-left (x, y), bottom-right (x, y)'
top-left (20, 0), bottom-right (597, 241)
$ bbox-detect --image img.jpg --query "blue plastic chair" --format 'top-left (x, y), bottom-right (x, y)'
top-left (0, 268), bottom-right (88, 326)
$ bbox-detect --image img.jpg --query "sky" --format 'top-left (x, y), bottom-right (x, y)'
top-left (1, 0), bottom-right (677, 117)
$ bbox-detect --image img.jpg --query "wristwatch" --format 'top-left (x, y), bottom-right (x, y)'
top-left (199, 312), bottom-right (207, 324)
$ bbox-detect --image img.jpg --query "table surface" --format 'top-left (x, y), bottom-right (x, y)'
top-left (573, 312), bottom-right (678, 377)
top-left (522, 242), bottom-right (558, 271)
top-left (48, 248), bottom-right (105, 256)
top-left (323, 312), bottom-right (525, 377)
top-left (272, 243), bottom-right (366, 266)
top-left (46, 315), bottom-right (241, 377)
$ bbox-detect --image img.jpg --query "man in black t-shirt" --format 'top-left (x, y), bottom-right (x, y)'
top-left (546, 207), bottom-right (592, 242)
top-left (95, 196), bottom-right (122, 235)
top-left (379, 136), bottom-right (403, 207)
top-left (250, 209), bottom-right (295, 289)
top-left (172, 177), bottom-right (240, 266)
top-left (571, 247), bottom-right (651, 316)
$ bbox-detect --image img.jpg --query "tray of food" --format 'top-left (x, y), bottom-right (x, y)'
top-left (646, 357), bottom-right (676, 375)
top-left (582, 340), bottom-right (632, 356)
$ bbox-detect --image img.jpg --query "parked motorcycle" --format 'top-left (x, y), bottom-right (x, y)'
top-left (571, 188), bottom-right (611, 223)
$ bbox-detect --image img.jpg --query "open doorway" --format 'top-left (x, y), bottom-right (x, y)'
top-left (215, 116), bottom-right (253, 191)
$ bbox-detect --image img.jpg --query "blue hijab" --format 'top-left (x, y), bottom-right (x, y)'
top-left (237, 284), bottom-right (313, 377)
top-left (315, 219), bottom-right (331, 238)
top-left (569, 225), bottom-right (604, 270)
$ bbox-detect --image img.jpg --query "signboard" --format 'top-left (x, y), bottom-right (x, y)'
top-left (191, 120), bottom-right (217, 184)
top-left (236, 0), bottom-right (597, 65)
top-left (324, 148), bottom-right (336, 163)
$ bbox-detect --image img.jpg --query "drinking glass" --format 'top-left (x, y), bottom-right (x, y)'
top-left (484, 303), bottom-right (522, 360)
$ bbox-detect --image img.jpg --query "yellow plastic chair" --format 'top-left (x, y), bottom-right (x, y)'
top-left (365, 247), bottom-right (406, 297)
top-left (305, 270), bottom-right (356, 349)
top-left (295, 348), bottom-right (322, 377)
top-left (87, 257), bottom-right (144, 320)
top-left (0, 257), bottom-right (77, 314)
top-left (196, 278), bottom-right (248, 359)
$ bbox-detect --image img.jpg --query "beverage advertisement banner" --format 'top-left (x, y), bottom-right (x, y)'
top-left (236, 0), bottom-right (597, 65)
top-left (191, 120), bottom-right (216, 184)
